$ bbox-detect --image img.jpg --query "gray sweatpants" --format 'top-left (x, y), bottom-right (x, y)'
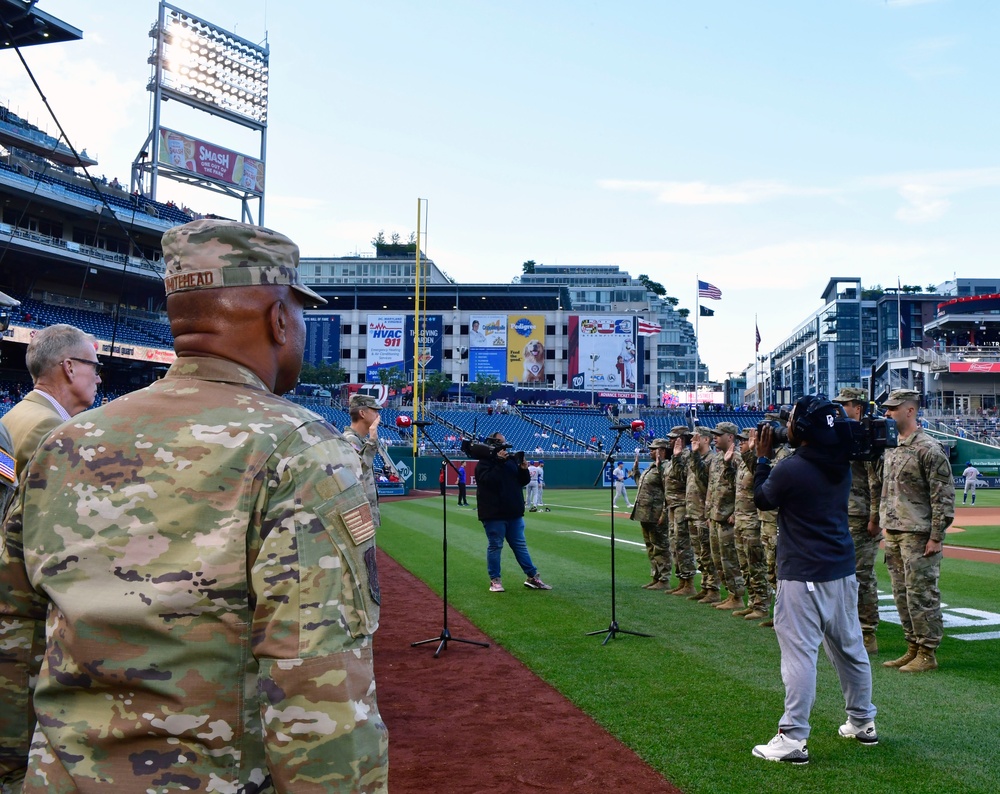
top-left (773, 576), bottom-right (876, 741)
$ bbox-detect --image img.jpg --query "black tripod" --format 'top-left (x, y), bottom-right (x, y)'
top-left (586, 424), bottom-right (653, 645)
top-left (410, 421), bottom-right (490, 658)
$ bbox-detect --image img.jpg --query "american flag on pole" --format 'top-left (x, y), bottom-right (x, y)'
top-left (637, 319), bottom-right (662, 337)
top-left (698, 280), bottom-right (722, 300)
top-left (756, 323), bottom-right (761, 352)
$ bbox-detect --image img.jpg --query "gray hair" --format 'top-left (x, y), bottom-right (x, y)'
top-left (25, 324), bottom-right (97, 382)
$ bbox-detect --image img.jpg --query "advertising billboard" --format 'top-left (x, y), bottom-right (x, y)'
top-left (157, 127), bottom-right (265, 194)
top-left (567, 315), bottom-right (638, 390)
top-left (405, 314), bottom-right (443, 374)
top-left (469, 314), bottom-right (507, 381)
top-left (506, 314), bottom-right (546, 384)
top-left (366, 314), bottom-right (406, 381)
top-left (303, 313), bottom-right (341, 366)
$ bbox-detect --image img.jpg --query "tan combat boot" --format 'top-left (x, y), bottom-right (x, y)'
top-left (699, 590), bottom-right (722, 605)
top-left (671, 578), bottom-right (696, 596)
top-left (899, 648), bottom-right (937, 673)
top-left (687, 588), bottom-right (709, 601)
top-left (648, 580), bottom-right (672, 591)
top-left (744, 608), bottom-right (768, 620)
top-left (863, 632), bottom-right (878, 655)
top-left (733, 606), bottom-right (754, 617)
top-left (714, 593), bottom-right (743, 610)
top-left (641, 578), bottom-right (659, 589)
top-left (883, 642), bottom-right (919, 669)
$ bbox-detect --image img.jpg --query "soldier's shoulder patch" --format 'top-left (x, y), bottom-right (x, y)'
top-left (0, 448), bottom-right (15, 487)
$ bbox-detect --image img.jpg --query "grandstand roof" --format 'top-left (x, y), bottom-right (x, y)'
top-left (0, 1), bottom-right (82, 49)
top-left (313, 283), bottom-right (571, 313)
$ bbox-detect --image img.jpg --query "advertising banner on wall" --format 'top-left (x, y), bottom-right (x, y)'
top-left (469, 314), bottom-right (507, 381)
top-left (303, 313), bottom-right (341, 366)
top-left (366, 314), bottom-right (406, 380)
top-left (405, 314), bottom-right (443, 373)
top-left (158, 127), bottom-right (265, 194)
top-left (567, 315), bottom-right (638, 390)
top-left (505, 314), bottom-right (546, 384)
top-left (949, 362), bottom-right (1000, 374)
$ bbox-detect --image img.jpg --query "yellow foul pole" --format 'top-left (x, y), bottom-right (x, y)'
top-left (411, 199), bottom-right (423, 456)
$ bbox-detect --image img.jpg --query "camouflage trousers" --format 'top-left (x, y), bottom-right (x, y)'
top-left (760, 520), bottom-right (778, 594)
top-left (736, 519), bottom-right (770, 611)
top-left (669, 504), bottom-right (696, 579)
top-left (687, 515), bottom-right (719, 592)
top-left (849, 516), bottom-right (881, 634)
top-left (883, 530), bottom-right (943, 649)
top-left (709, 519), bottom-right (745, 597)
top-left (640, 520), bottom-right (672, 583)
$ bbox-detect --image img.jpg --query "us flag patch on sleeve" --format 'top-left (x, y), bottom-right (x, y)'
top-left (342, 501), bottom-right (376, 546)
top-left (0, 449), bottom-right (15, 486)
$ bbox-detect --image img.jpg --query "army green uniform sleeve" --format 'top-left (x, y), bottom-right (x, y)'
top-left (0, 496), bottom-right (48, 785)
top-left (867, 457), bottom-right (883, 526)
top-left (921, 443), bottom-right (955, 543)
top-left (250, 429), bottom-right (388, 793)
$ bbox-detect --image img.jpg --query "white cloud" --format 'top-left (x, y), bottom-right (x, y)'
top-left (597, 179), bottom-right (833, 206)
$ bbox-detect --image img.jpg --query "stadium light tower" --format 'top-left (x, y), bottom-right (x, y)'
top-left (133, 1), bottom-right (269, 224)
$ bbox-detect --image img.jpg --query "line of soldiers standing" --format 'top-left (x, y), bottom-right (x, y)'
top-left (630, 394), bottom-right (882, 641)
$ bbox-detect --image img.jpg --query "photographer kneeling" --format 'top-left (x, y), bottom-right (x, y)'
top-left (751, 395), bottom-right (877, 765)
top-left (465, 432), bottom-right (552, 593)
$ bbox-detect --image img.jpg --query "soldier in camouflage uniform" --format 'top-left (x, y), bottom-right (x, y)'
top-left (665, 425), bottom-right (696, 596)
top-left (685, 427), bottom-right (720, 603)
top-left (832, 388), bottom-right (884, 654)
top-left (755, 412), bottom-right (791, 628)
top-left (630, 439), bottom-right (671, 589)
top-left (0, 219), bottom-right (388, 792)
top-left (706, 422), bottom-right (745, 611)
top-left (734, 429), bottom-right (769, 620)
top-left (343, 392), bottom-right (384, 527)
top-left (879, 389), bottom-right (955, 673)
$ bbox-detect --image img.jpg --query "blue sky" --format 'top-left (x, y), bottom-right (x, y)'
top-left (4, 0), bottom-right (998, 382)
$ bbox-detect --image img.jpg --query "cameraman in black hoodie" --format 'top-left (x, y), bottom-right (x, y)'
top-left (750, 395), bottom-right (877, 765)
top-left (469, 432), bottom-right (552, 593)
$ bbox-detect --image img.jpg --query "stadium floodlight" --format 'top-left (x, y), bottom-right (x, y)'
top-left (151, 2), bottom-right (268, 129)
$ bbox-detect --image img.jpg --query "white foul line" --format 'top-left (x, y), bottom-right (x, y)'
top-left (558, 530), bottom-right (645, 548)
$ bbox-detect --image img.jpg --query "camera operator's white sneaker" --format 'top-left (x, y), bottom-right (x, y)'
top-left (838, 720), bottom-right (878, 745)
top-left (752, 732), bottom-right (808, 764)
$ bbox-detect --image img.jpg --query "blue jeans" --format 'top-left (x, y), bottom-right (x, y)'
top-left (483, 518), bottom-right (537, 580)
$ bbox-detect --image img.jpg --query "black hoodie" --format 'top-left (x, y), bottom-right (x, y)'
top-left (753, 445), bottom-right (854, 582)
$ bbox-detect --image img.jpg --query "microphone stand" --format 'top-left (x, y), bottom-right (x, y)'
top-left (586, 424), bottom-right (653, 646)
top-left (409, 421), bottom-right (490, 658)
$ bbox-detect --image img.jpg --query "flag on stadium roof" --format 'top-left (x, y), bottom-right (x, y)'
top-left (756, 323), bottom-right (761, 352)
top-left (637, 319), bottom-right (662, 336)
top-left (698, 280), bottom-right (722, 300)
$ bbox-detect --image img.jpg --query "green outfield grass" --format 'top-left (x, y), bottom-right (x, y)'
top-left (379, 490), bottom-right (1000, 794)
top-left (956, 488), bottom-right (1000, 508)
top-left (947, 525), bottom-right (1000, 551)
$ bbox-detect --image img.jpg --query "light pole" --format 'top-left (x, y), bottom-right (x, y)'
top-left (456, 346), bottom-right (468, 404)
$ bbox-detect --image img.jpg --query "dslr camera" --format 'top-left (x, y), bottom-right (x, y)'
top-left (462, 437), bottom-right (525, 465)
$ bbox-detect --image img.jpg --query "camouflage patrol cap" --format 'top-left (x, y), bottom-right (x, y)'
top-left (710, 421), bottom-right (739, 436)
top-left (668, 424), bottom-right (693, 438)
top-left (349, 394), bottom-right (383, 411)
top-left (735, 428), bottom-right (751, 441)
top-left (832, 387), bottom-right (867, 404)
top-left (882, 388), bottom-right (921, 408)
top-left (161, 219), bottom-right (326, 307)
top-left (693, 426), bottom-right (713, 439)
top-left (649, 438), bottom-right (670, 450)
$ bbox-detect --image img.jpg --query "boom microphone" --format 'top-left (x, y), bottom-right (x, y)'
top-left (610, 424), bottom-right (632, 432)
top-left (411, 420), bottom-right (434, 428)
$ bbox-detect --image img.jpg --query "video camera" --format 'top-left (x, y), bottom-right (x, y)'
top-left (758, 401), bottom-right (897, 461)
top-left (461, 437), bottom-right (525, 465)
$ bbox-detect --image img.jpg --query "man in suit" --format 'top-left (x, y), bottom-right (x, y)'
top-left (1, 324), bottom-right (101, 476)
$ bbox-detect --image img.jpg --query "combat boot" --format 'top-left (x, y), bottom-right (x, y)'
top-left (714, 593), bottom-right (743, 610)
top-left (733, 606), bottom-right (754, 617)
top-left (641, 578), bottom-right (660, 589)
top-left (883, 642), bottom-right (919, 669)
top-left (744, 608), bottom-right (768, 620)
top-left (671, 578), bottom-right (696, 596)
top-left (687, 588), bottom-right (709, 601)
top-left (699, 590), bottom-right (722, 605)
top-left (648, 580), bottom-right (672, 591)
top-left (899, 648), bottom-right (937, 673)
top-left (863, 632), bottom-right (878, 655)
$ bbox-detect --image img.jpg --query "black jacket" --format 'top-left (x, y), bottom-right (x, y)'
top-left (474, 455), bottom-right (530, 521)
top-left (753, 445), bottom-right (854, 583)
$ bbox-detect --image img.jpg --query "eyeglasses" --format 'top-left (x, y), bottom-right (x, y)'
top-left (65, 357), bottom-right (103, 376)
